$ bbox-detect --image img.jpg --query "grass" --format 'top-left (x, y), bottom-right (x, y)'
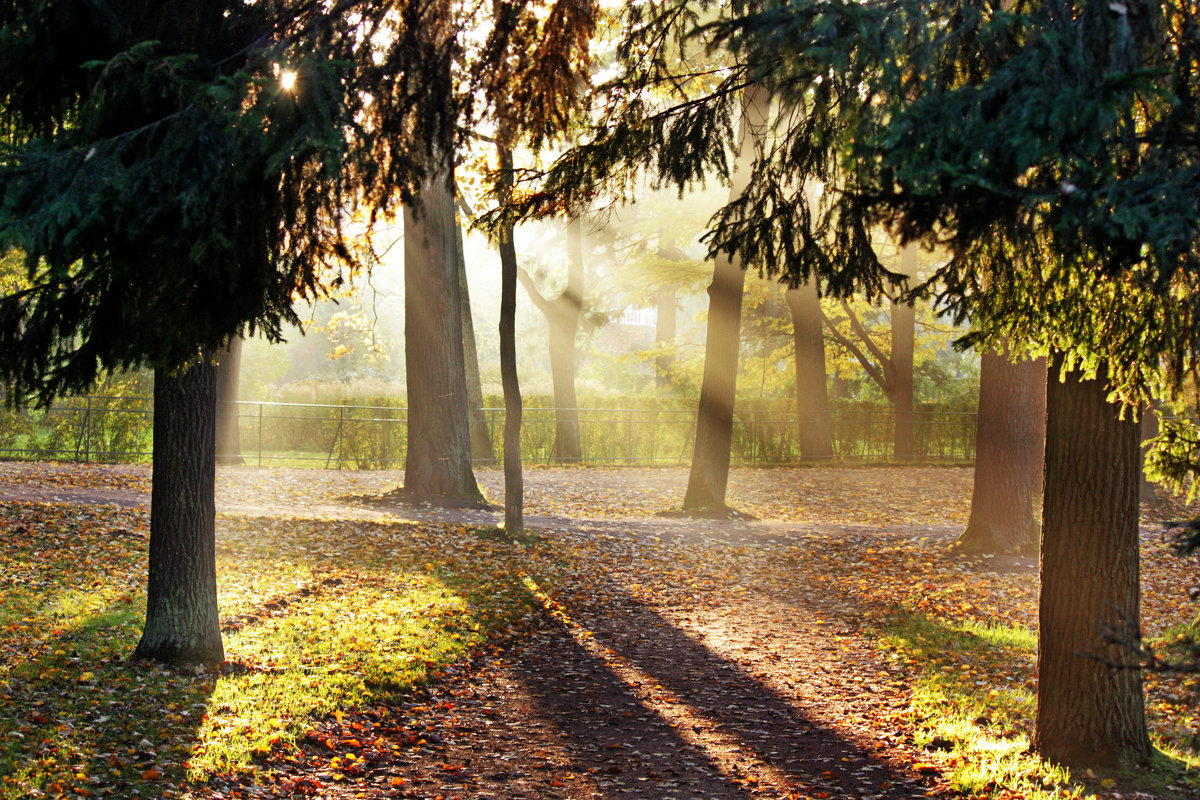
top-left (881, 610), bottom-right (1200, 799)
top-left (0, 502), bottom-right (547, 799)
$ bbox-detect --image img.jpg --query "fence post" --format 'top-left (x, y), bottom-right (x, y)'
top-left (257, 403), bottom-right (264, 467)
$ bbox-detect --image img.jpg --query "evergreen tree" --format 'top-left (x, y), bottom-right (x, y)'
top-left (0, 1), bottom-right (385, 663)
top-left (488, 0), bottom-right (1200, 770)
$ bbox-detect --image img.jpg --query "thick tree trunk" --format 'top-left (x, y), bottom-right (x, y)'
top-left (786, 281), bottom-right (834, 460)
top-left (214, 336), bottom-right (243, 466)
top-left (890, 244), bottom-right (917, 460)
top-left (402, 149), bottom-right (485, 507)
top-left (956, 349), bottom-right (1036, 555)
top-left (1034, 356), bottom-right (1151, 769)
top-left (134, 357), bottom-right (223, 664)
top-left (683, 84), bottom-right (770, 511)
top-left (549, 218), bottom-right (584, 462)
top-left (456, 204), bottom-right (494, 465)
top-left (497, 147), bottom-right (524, 533)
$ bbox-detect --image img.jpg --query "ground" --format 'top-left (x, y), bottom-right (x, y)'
top-left (0, 463), bottom-right (1194, 800)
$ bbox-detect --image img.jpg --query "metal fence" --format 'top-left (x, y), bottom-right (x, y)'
top-left (0, 396), bottom-right (978, 467)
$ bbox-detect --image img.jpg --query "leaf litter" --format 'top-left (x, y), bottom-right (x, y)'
top-left (0, 462), bottom-right (1196, 799)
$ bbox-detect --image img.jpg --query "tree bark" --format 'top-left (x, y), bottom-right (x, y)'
top-left (1034, 356), bottom-right (1151, 769)
top-left (214, 336), bottom-right (243, 466)
top-left (402, 147), bottom-right (485, 507)
top-left (786, 281), bottom-right (834, 460)
top-left (134, 357), bottom-right (224, 664)
top-left (683, 84), bottom-right (770, 512)
top-left (497, 145), bottom-right (524, 533)
top-left (456, 200), bottom-right (494, 465)
top-left (890, 244), bottom-right (917, 460)
top-left (955, 349), bottom-right (1036, 555)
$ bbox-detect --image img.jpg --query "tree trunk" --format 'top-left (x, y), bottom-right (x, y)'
top-left (1034, 356), bottom-right (1151, 769)
top-left (402, 147), bottom-right (485, 507)
top-left (955, 349), bottom-right (1036, 555)
top-left (497, 145), bottom-right (524, 533)
top-left (786, 281), bottom-right (834, 460)
top-left (1030, 356), bottom-right (1048, 498)
top-left (214, 336), bottom-right (243, 466)
top-left (133, 357), bottom-right (224, 665)
top-left (683, 84), bottom-right (770, 512)
top-left (1139, 406), bottom-right (1160, 507)
top-left (655, 285), bottom-right (677, 392)
top-left (890, 244), bottom-right (917, 460)
top-left (456, 201), bottom-right (494, 465)
top-left (549, 218), bottom-right (584, 462)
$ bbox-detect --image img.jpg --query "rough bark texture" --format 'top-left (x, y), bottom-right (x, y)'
top-left (889, 245), bottom-right (917, 460)
top-left (683, 84), bottom-right (770, 511)
top-left (786, 281), bottom-right (834, 460)
top-left (133, 358), bottom-right (224, 664)
top-left (1034, 357), bottom-right (1151, 769)
top-left (214, 336), bottom-right (243, 466)
top-left (402, 150), bottom-right (485, 507)
top-left (956, 350), bottom-right (1036, 555)
top-left (456, 204), bottom-right (494, 465)
top-left (497, 146), bottom-right (524, 533)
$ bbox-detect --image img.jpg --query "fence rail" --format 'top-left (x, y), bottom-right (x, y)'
top-left (0, 397), bottom-right (978, 468)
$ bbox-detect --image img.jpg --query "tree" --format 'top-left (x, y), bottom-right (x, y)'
top-left (497, 144), bottom-right (525, 532)
top-left (215, 337), bottom-right (245, 466)
top-left (490, 0), bottom-right (1200, 770)
top-left (709, 0), bottom-right (1197, 769)
top-left (955, 348), bottom-right (1037, 556)
top-left (682, 83), bottom-right (770, 513)
top-left (0, 1), bottom-right (374, 663)
top-left (1037, 358), bottom-right (1150, 765)
top-left (134, 356), bottom-right (222, 662)
top-left (785, 281), bottom-right (834, 459)
top-left (890, 245), bottom-right (917, 459)
top-left (401, 153), bottom-right (486, 505)
top-left (517, 218), bottom-right (586, 462)
top-left (455, 196), bottom-right (495, 464)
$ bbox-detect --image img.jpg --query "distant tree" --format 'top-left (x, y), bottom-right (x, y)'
top-left (683, 83), bottom-right (770, 513)
top-left (785, 281), bottom-right (833, 459)
top-left (955, 349), bottom-right (1037, 556)
top-left (455, 196), bottom-right (495, 465)
top-left (517, 218), bottom-right (586, 462)
top-left (215, 337), bottom-right (245, 466)
top-left (890, 246), bottom-right (917, 459)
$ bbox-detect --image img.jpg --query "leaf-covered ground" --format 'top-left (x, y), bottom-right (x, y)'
top-left (0, 463), bottom-right (1196, 800)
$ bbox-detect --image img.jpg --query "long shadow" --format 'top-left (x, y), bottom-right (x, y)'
top-left (503, 587), bottom-right (933, 799)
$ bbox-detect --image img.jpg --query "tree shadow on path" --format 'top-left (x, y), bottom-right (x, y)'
top-left (490, 584), bottom-right (939, 800)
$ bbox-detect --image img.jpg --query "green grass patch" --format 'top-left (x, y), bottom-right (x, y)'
top-left (881, 609), bottom-right (1200, 799)
top-left (0, 503), bottom-right (547, 799)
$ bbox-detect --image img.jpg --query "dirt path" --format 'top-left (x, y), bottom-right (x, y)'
top-left (1, 462), bottom-right (983, 799)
